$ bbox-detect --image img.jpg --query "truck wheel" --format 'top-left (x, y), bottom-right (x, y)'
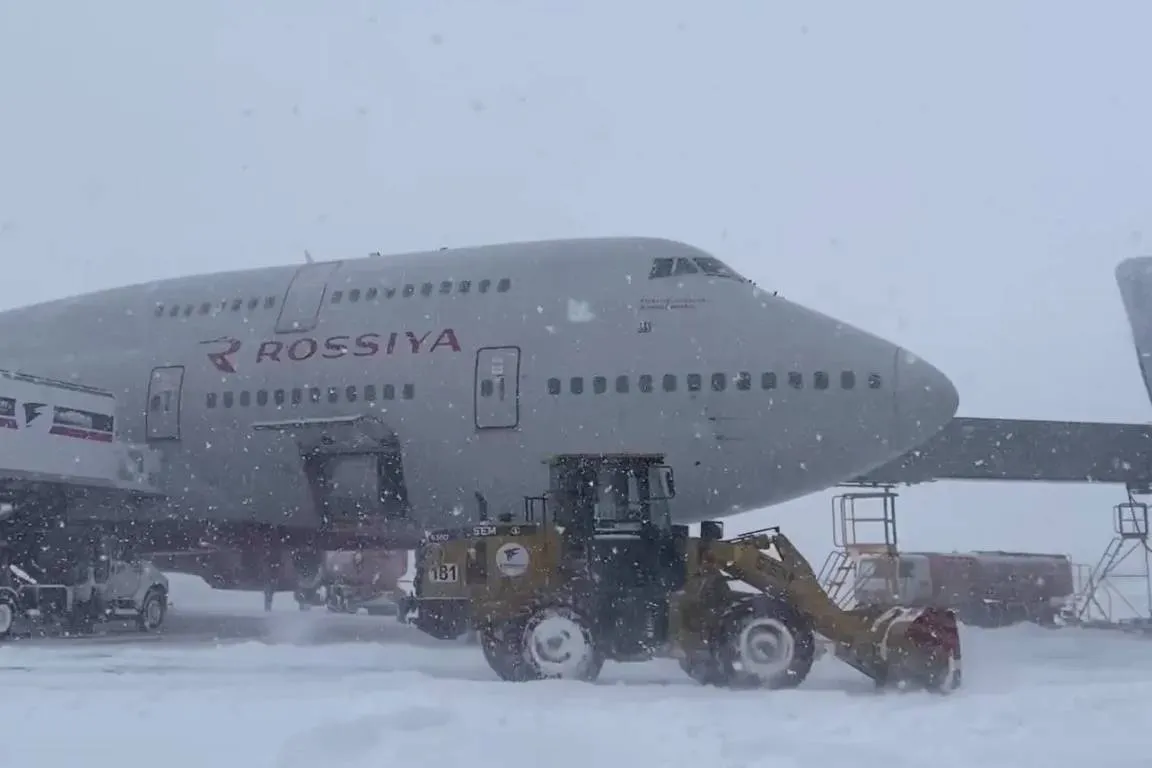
top-left (480, 620), bottom-right (534, 682)
top-left (716, 596), bottom-right (816, 689)
top-left (484, 606), bottom-right (604, 682)
top-left (137, 587), bottom-right (167, 632)
top-left (0, 590), bottom-right (17, 639)
top-left (678, 653), bottom-right (727, 686)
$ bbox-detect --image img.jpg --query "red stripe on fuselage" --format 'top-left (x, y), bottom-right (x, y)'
top-left (49, 425), bottom-right (114, 442)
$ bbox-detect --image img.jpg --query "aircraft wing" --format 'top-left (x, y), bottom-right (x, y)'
top-left (851, 417), bottom-right (1152, 488)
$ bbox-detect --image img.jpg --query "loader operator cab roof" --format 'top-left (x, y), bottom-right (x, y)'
top-left (544, 453), bottom-right (676, 531)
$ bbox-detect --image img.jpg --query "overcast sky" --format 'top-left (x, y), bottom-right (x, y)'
top-left (3, 1), bottom-right (1151, 569)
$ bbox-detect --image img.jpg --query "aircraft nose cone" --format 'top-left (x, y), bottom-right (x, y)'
top-left (893, 347), bottom-right (959, 450)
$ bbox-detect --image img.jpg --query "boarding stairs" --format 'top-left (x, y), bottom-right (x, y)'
top-left (817, 487), bottom-right (900, 609)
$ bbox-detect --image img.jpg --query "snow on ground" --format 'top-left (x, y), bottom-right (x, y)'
top-left (0, 575), bottom-right (1149, 768)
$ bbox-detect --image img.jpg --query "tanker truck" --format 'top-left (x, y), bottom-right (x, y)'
top-left (852, 550), bottom-right (1074, 628)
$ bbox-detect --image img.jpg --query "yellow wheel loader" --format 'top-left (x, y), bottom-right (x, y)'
top-left (401, 453), bottom-right (961, 691)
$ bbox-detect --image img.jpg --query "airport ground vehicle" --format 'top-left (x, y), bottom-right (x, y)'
top-left (402, 453), bottom-right (962, 691)
top-left (305, 549), bottom-right (408, 615)
top-left (0, 369), bottom-right (169, 639)
top-left (852, 550), bottom-right (1074, 627)
top-left (0, 533), bottom-right (169, 639)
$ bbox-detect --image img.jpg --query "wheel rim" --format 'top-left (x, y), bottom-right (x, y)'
top-left (0, 603), bottom-right (12, 634)
top-left (524, 608), bottom-right (594, 678)
top-left (144, 597), bottom-right (163, 627)
top-left (733, 617), bottom-right (795, 680)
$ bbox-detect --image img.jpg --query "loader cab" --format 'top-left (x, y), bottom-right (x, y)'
top-left (542, 454), bottom-right (687, 658)
top-left (544, 453), bottom-right (676, 533)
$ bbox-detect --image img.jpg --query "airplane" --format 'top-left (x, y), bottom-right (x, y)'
top-left (0, 236), bottom-right (959, 598)
top-left (1115, 257), bottom-right (1152, 407)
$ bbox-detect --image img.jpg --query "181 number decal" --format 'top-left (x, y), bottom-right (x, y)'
top-left (428, 563), bottom-right (459, 583)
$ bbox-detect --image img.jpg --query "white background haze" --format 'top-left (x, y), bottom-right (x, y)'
top-left (2, 0), bottom-right (1151, 566)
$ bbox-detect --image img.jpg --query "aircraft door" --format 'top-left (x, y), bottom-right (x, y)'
top-left (275, 261), bottom-right (342, 333)
top-left (146, 365), bottom-right (184, 440)
top-left (474, 346), bottom-right (521, 429)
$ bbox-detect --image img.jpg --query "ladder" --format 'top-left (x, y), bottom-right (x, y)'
top-left (818, 487), bottom-right (900, 608)
top-left (1072, 498), bottom-right (1152, 624)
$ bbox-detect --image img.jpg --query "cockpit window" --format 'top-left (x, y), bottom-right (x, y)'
top-left (649, 254), bottom-right (748, 282)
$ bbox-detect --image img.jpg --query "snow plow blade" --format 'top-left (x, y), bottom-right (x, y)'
top-left (831, 605), bottom-right (962, 692)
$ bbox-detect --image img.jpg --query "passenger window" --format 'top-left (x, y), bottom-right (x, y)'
top-left (841, 371), bottom-right (856, 390)
top-left (264, 296), bottom-right (276, 309)
top-left (256, 390), bottom-right (268, 406)
top-left (547, 378), bottom-right (561, 395)
top-left (639, 375), bottom-right (653, 393)
top-left (154, 304), bottom-right (165, 317)
top-left (663, 374), bottom-right (677, 392)
top-left (479, 279), bottom-right (491, 293)
top-left (366, 287), bottom-right (379, 301)
top-left (183, 305), bottom-right (194, 317)
top-left (687, 374), bottom-right (702, 392)
top-left (421, 283), bottom-right (433, 296)
top-left (814, 371), bottom-right (829, 390)
top-left (761, 372), bottom-right (777, 390)
top-left (274, 389), bottom-right (286, 406)
top-left (403, 284), bottom-right (415, 298)
top-left (310, 387), bottom-right (322, 403)
top-left (593, 376), bottom-right (607, 394)
top-left (481, 379), bottom-right (494, 397)
top-left (291, 388), bottom-right (303, 405)
top-left (402, 383), bottom-right (414, 400)
top-left (615, 375), bottom-right (629, 394)
top-left (869, 374), bottom-right (883, 389)
top-left (789, 372), bottom-right (803, 389)
top-left (736, 372), bottom-right (751, 391)
top-left (458, 280), bottom-right (472, 294)
top-left (349, 289), bottom-right (361, 303)
top-left (383, 384), bottom-right (395, 400)
top-left (168, 305), bottom-right (180, 317)
top-left (223, 392), bottom-right (234, 408)
top-left (711, 373), bottom-right (727, 392)
top-left (231, 299), bottom-right (243, 312)
top-left (570, 377), bottom-right (584, 395)
top-left (497, 278), bottom-right (511, 293)
top-left (385, 287), bottom-right (397, 299)
top-left (440, 281), bottom-right (453, 294)
top-left (206, 393), bottom-right (217, 408)
top-left (327, 387), bottom-right (339, 403)
top-left (239, 391), bottom-right (251, 407)
top-left (346, 385), bottom-right (358, 402)
top-left (364, 384), bottom-right (377, 401)
top-left (247, 298), bottom-right (259, 310)
top-left (199, 302), bottom-right (211, 315)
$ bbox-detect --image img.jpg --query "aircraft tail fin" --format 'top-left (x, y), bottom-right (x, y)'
top-left (1114, 257), bottom-right (1152, 405)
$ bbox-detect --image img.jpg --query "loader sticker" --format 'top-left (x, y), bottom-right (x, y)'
top-left (496, 543), bottom-right (530, 577)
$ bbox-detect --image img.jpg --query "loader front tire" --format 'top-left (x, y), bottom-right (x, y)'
top-left (715, 596), bottom-right (816, 690)
top-left (482, 606), bottom-right (604, 683)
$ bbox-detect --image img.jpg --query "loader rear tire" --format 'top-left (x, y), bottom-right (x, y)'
top-left (715, 595), bottom-right (816, 690)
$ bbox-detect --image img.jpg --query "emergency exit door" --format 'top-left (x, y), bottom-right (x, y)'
top-left (146, 365), bottom-right (184, 440)
top-left (474, 346), bottom-right (521, 429)
top-left (275, 261), bottom-right (342, 334)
